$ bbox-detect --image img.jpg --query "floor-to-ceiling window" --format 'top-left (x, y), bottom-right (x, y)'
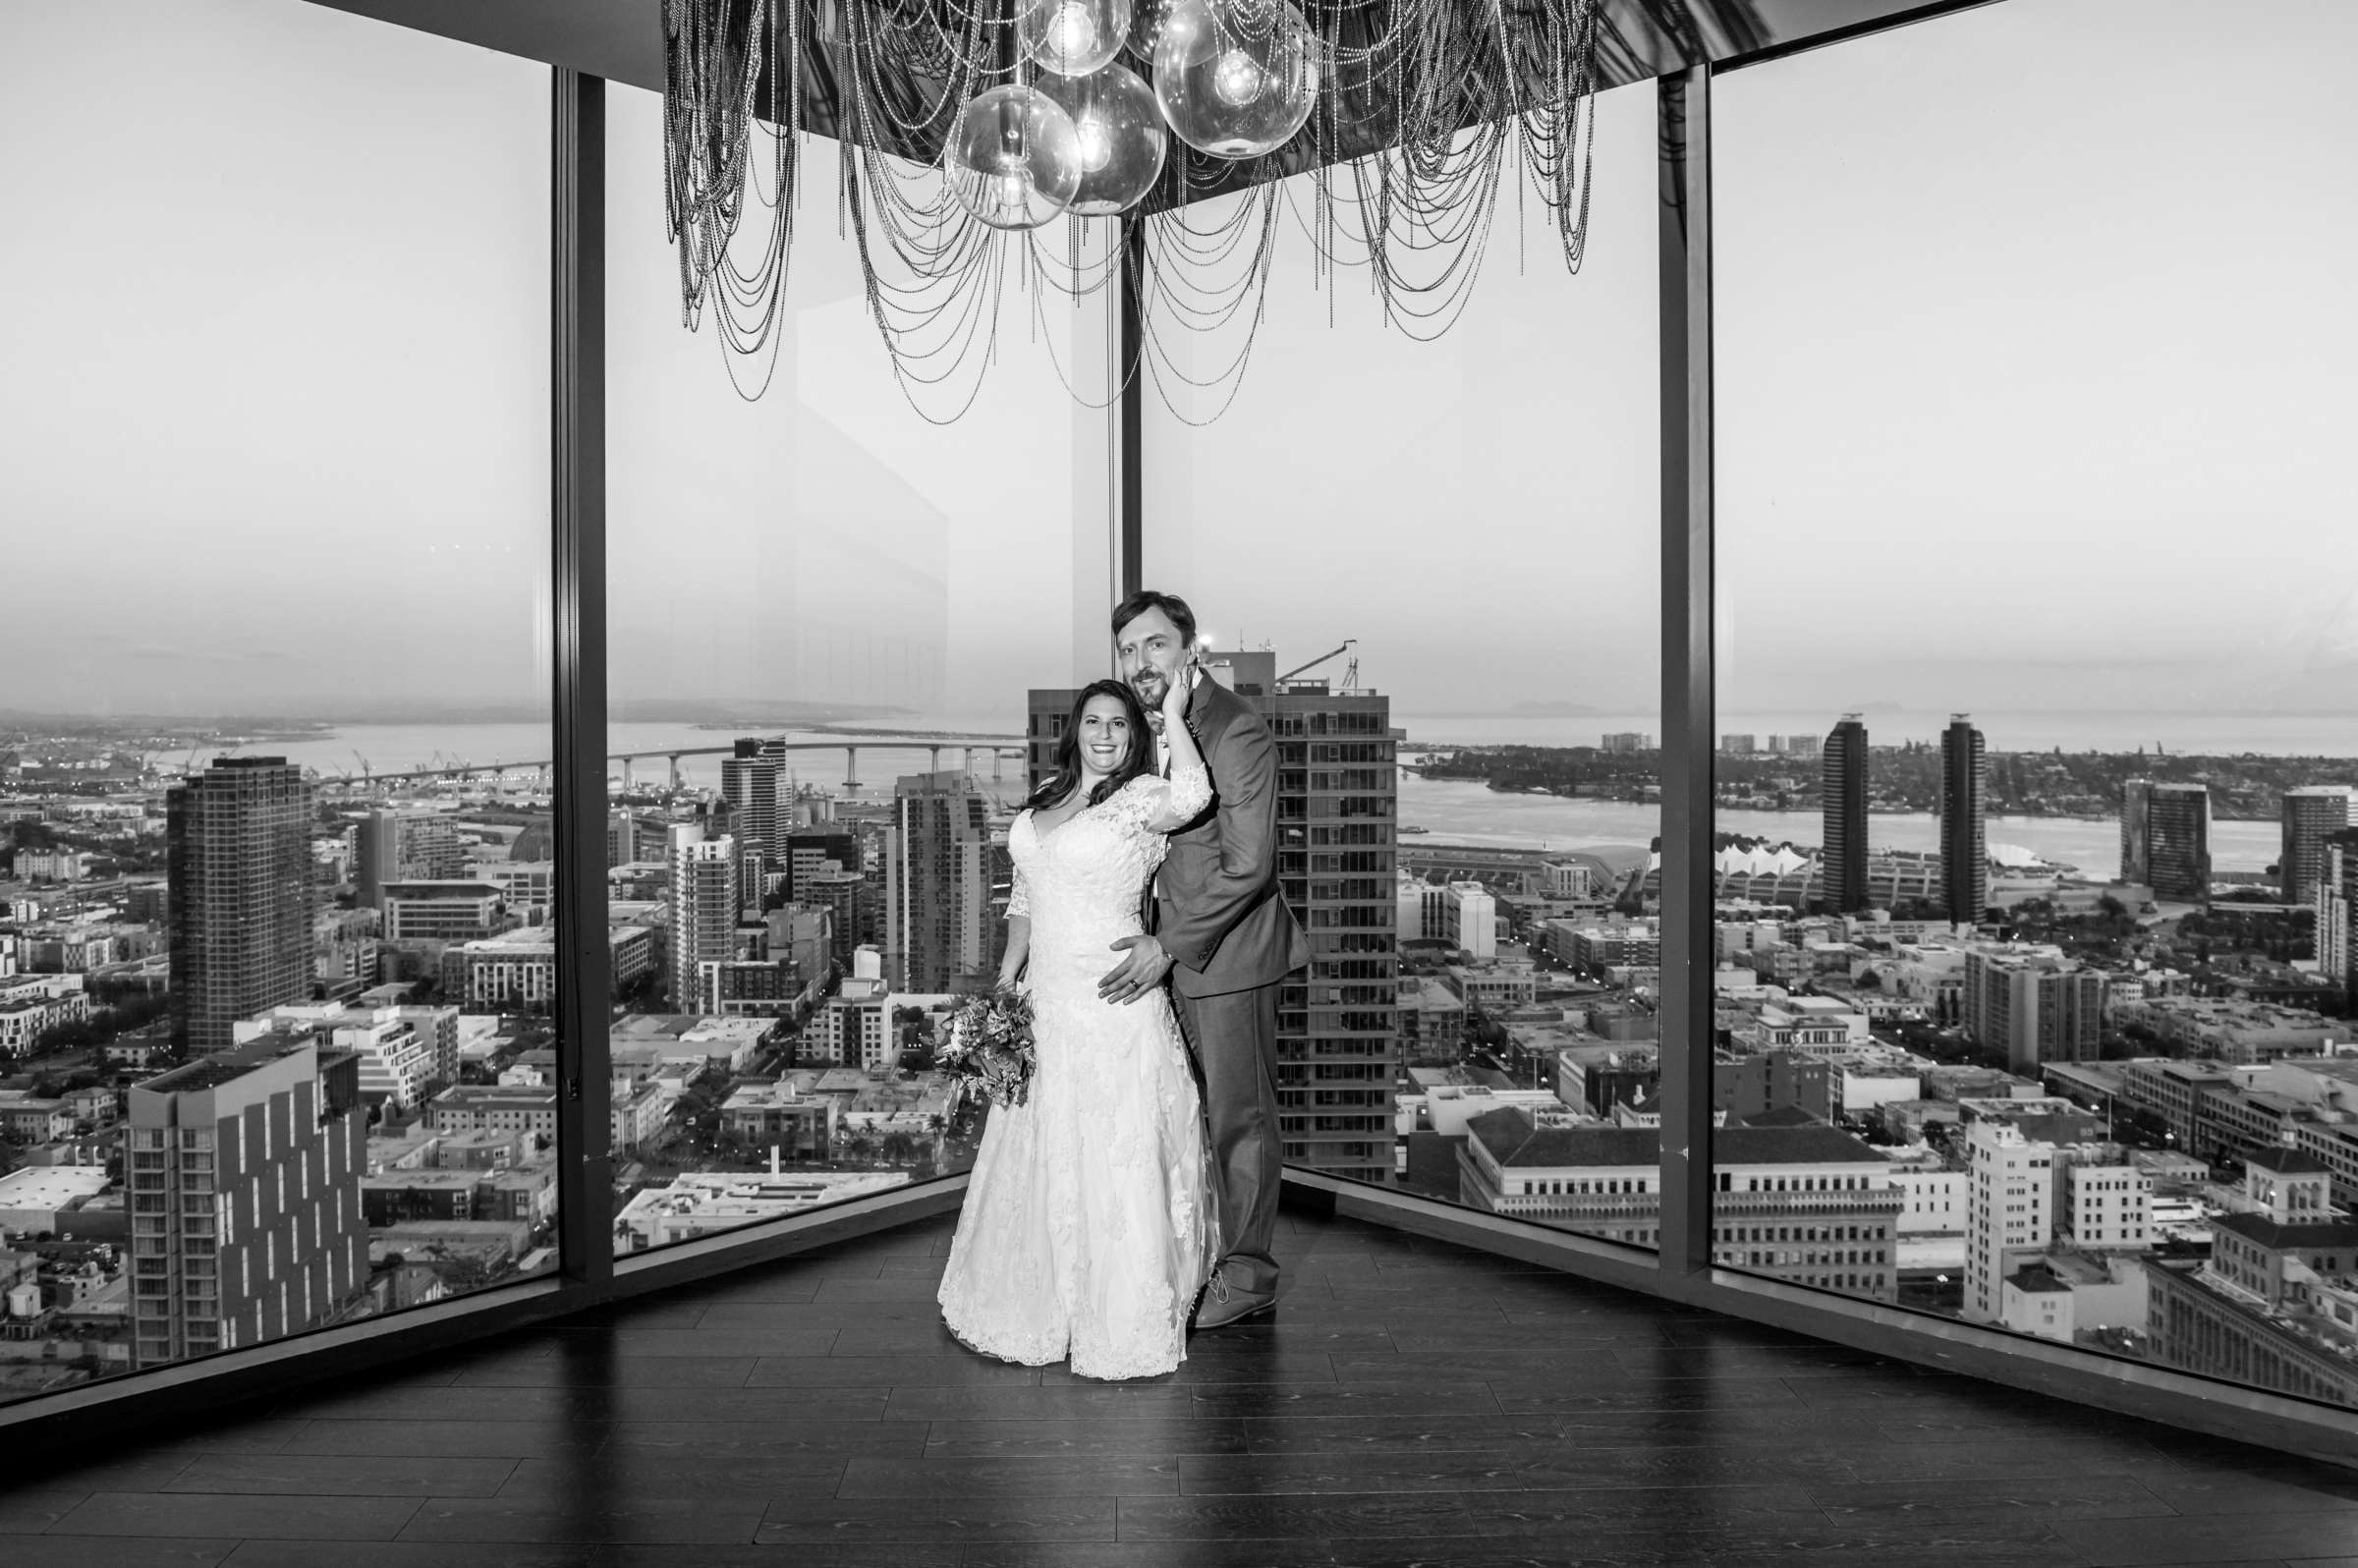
top-left (1145, 83), bottom-right (1662, 1243)
top-left (1712, 0), bottom-right (2358, 1408)
top-left (599, 85), bottom-right (1106, 1254)
top-left (0, 0), bottom-right (554, 1405)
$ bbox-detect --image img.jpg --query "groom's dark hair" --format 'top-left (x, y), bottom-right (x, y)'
top-left (1111, 589), bottom-right (1197, 649)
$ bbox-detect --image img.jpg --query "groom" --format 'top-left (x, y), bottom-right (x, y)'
top-left (1098, 589), bottom-right (1310, 1328)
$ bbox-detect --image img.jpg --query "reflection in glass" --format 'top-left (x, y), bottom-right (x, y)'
top-left (1143, 87), bottom-right (1659, 1240)
top-left (603, 86), bottom-right (1089, 1256)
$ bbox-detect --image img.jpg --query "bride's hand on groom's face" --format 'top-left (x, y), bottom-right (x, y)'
top-left (1098, 934), bottom-right (1173, 1004)
top-left (1161, 660), bottom-right (1192, 724)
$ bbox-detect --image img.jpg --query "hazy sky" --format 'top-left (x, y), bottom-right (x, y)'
top-left (3, 0), bottom-right (2353, 727)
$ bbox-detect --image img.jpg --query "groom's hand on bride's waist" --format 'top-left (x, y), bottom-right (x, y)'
top-left (1098, 935), bottom-right (1173, 1004)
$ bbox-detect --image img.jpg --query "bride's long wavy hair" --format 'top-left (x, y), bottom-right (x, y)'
top-left (1024, 679), bottom-right (1154, 813)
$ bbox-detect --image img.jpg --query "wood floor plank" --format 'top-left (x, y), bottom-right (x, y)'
top-left (495, 1453), bottom-right (848, 1498)
top-left (47, 1492), bottom-right (425, 1541)
top-left (447, 1354), bottom-right (760, 1388)
top-left (1114, 1489), bottom-right (1475, 1540)
top-left (16, 1543), bottom-right (243, 1568)
top-left (963, 1540), bottom-right (1340, 1567)
top-left (1489, 1381), bottom-right (1813, 1415)
top-left (752, 1495), bottom-right (1119, 1544)
top-left (1328, 1351), bottom-right (1764, 1388)
top-left (696, 1299), bottom-right (944, 1328)
top-left (2054, 1510), bottom-right (2358, 1565)
top-left (275, 1419), bottom-right (604, 1459)
top-left (594, 1327), bottom-right (841, 1358)
top-left (0, 1487), bottom-right (105, 1535)
top-left (1834, 1436), bottom-right (2186, 1483)
top-left (920, 1416), bottom-right (1251, 1458)
top-left (835, 1454), bottom-right (1183, 1498)
top-left (746, 1353), bottom-right (1042, 1387)
top-left (266, 1384), bottom-right (886, 1425)
top-left (599, 1421), bottom-right (929, 1461)
top-left (396, 1496), bottom-right (767, 1545)
top-left (1806, 1473), bottom-right (2178, 1524)
top-left (810, 1276), bottom-right (951, 1302)
top-left (222, 1543), bottom-right (599, 1568)
top-left (2135, 1469), bottom-right (2358, 1514)
top-left (881, 1383), bottom-right (1197, 1421)
top-left (1185, 1380), bottom-right (1504, 1417)
top-left (1236, 1414), bottom-right (1626, 1455)
top-left (160, 1453), bottom-right (516, 1497)
top-left (596, 1546), bottom-right (958, 1568)
top-left (1180, 1449), bottom-right (1581, 1494)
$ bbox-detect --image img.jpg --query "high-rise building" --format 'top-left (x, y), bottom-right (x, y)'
top-left (1820, 717), bottom-right (1869, 915)
top-left (888, 771), bottom-right (996, 993)
top-left (721, 739), bottom-right (786, 872)
top-left (606, 810), bottom-right (650, 868)
top-left (1964, 1118), bottom-right (2055, 1325)
top-left (784, 829), bottom-right (862, 900)
top-left (355, 809), bottom-right (466, 907)
top-left (169, 757), bottom-right (316, 1054)
top-left (1938, 716), bottom-right (1988, 924)
top-left (2280, 787), bottom-right (2350, 905)
top-left (1453, 883), bottom-right (1497, 959)
top-left (2319, 831), bottom-right (2358, 1004)
top-left (1252, 651), bottom-right (1400, 1189)
top-left (1599, 732), bottom-right (1653, 754)
top-left (2119, 779), bottom-right (2152, 886)
top-left (1026, 688), bottom-right (1075, 795)
top-left (800, 868), bottom-right (877, 972)
top-left (1720, 734), bottom-right (1757, 756)
top-left (1962, 946), bottom-right (2104, 1071)
top-left (666, 824), bottom-right (740, 1011)
top-left (2122, 780), bottom-right (2211, 902)
top-left (126, 1036), bottom-right (366, 1368)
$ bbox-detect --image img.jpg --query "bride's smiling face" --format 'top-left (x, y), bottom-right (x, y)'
top-left (1074, 694), bottom-right (1136, 784)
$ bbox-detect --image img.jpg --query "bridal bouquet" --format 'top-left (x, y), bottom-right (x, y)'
top-left (938, 986), bottom-right (1038, 1109)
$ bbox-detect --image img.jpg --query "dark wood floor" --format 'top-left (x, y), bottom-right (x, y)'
top-left (10, 1204), bottom-right (2358, 1567)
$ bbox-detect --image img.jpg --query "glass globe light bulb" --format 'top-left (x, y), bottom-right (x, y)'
top-left (1210, 49), bottom-right (1263, 107)
top-left (1037, 62), bottom-right (1166, 216)
top-left (1074, 112), bottom-right (1113, 172)
top-left (943, 84), bottom-right (1082, 231)
top-left (1020, 0), bottom-right (1130, 76)
top-left (1048, 4), bottom-right (1096, 61)
top-left (1152, 0), bottom-right (1319, 161)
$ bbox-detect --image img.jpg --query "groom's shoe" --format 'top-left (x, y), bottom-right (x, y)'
top-left (1193, 1273), bottom-right (1277, 1329)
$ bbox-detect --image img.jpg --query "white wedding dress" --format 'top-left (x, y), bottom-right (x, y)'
top-left (937, 767), bottom-right (1219, 1380)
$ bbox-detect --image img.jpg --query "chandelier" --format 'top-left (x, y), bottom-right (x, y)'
top-left (663, 0), bottom-right (1603, 420)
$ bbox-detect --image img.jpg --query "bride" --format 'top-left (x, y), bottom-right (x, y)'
top-left (937, 672), bottom-right (1218, 1380)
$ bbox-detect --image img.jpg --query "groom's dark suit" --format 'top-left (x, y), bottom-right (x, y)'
top-left (1151, 675), bottom-right (1311, 1301)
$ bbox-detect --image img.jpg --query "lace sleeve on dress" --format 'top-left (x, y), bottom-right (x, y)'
top-left (1007, 841), bottom-right (1031, 919)
top-left (1163, 761), bottom-right (1211, 823)
top-left (1109, 764), bottom-right (1211, 834)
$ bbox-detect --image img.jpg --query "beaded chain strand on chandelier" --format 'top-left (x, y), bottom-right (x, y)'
top-left (663, 0), bottom-right (1601, 421)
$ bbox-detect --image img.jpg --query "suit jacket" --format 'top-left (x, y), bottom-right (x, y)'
top-left (1151, 675), bottom-right (1312, 999)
